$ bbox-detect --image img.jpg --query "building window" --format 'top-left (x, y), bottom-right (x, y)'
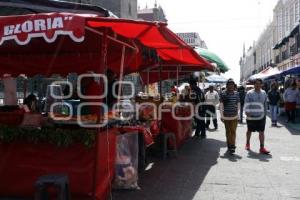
top-left (285, 7), bottom-right (289, 33)
top-left (290, 5), bottom-right (294, 28)
top-left (282, 49), bottom-right (288, 61)
top-left (278, 10), bottom-right (283, 40)
top-left (276, 55), bottom-right (280, 64)
top-left (290, 44), bottom-right (296, 56)
top-left (296, 0), bottom-right (300, 23)
top-left (128, 3), bottom-right (132, 16)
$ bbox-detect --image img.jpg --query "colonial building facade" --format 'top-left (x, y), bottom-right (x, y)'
top-left (64, 0), bottom-right (137, 19)
top-left (137, 3), bottom-right (167, 22)
top-left (176, 32), bottom-right (208, 49)
top-left (240, 0), bottom-right (300, 83)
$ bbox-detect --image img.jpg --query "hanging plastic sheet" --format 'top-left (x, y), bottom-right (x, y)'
top-left (113, 132), bottom-right (139, 190)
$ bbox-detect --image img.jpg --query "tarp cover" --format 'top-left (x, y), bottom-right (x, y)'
top-left (280, 66), bottom-right (300, 76)
top-left (206, 74), bottom-right (228, 83)
top-left (0, 128), bottom-right (117, 200)
top-left (0, 13), bottom-right (212, 77)
top-left (248, 67), bottom-right (281, 81)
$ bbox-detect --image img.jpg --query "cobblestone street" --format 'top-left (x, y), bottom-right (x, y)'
top-left (113, 116), bottom-right (300, 200)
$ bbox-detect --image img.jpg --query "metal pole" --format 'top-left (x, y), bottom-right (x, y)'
top-left (159, 63), bottom-right (162, 97)
top-left (23, 78), bottom-right (27, 100)
top-left (92, 28), bottom-right (108, 200)
top-left (117, 45), bottom-right (126, 102)
top-left (147, 68), bottom-right (150, 94)
top-left (177, 66), bottom-right (179, 86)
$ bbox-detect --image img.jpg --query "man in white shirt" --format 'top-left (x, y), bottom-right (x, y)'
top-left (245, 78), bottom-right (270, 154)
top-left (205, 85), bottom-right (219, 130)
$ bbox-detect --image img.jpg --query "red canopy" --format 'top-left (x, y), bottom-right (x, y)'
top-left (87, 18), bottom-right (213, 72)
top-left (0, 13), bottom-right (212, 77)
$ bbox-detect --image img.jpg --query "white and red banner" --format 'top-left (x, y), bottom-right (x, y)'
top-left (0, 13), bottom-right (85, 45)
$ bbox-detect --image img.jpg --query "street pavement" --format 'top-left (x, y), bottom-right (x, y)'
top-left (112, 115), bottom-right (300, 200)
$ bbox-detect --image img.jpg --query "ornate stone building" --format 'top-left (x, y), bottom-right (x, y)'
top-left (64, 0), bottom-right (137, 19)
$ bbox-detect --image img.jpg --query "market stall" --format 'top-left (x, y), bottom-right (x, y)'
top-left (136, 58), bottom-right (213, 149)
top-left (0, 128), bottom-right (117, 200)
top-left (248, 67), bottom-right (281, 82)
top-left (0, 12), bottom-right (139, 200)
top-left (0, 12), bottom-right (213, 200)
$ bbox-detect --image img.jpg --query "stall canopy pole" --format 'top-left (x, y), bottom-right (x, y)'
top-left (85, 26), bottom-right (137, 51)
top-left (146, 68), bottom-right (150, 94)
top-left (159, 61), bottom-right (162, 97)
top-left (92, 28), bottom-right (108, 199)
top-left (23, 78), bottom-right (27, 101)
top-left (101, 30), bottom-right (108, 74)
top-left (177, 66), bottom-right (179, 86)
top-left (117, 45), bottom-right (126, 102)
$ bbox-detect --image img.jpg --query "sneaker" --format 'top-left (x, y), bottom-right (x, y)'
top-left (229, 148), bottom-right (235, 155)
top-left (245, 143), bottom-right (250, 151)
top-left (260, 147), bottom-right (270, 154)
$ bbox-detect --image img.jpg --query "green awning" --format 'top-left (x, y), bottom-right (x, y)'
top-left (195, 47), bottom-right (229, 73)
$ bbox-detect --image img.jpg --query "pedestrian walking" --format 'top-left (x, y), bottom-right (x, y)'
top-left (238, 86), bottom-right (246, 123)
top-left (219, 78), bottom-right (240, 154)
top-left (283, 81), bottom-right (299, 123)
top-left (268, 82), bottom-right (281, 126)
top-left (205, 85), bottom-right (219, 130)
top-left (189, 78), bottom-right (206, 138)
top-left (244, 78), bottom-right (270, 154)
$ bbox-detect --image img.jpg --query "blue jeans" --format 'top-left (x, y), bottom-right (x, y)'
top-left (270, 105), bottom-right (278, 123)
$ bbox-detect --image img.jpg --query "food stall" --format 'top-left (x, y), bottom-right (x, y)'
top-left (0, 12), bottom-right (213, 199)
top-left (137, 61), bottom-right (214, 148)
top-left (0, 12), bottom-right (141, 200)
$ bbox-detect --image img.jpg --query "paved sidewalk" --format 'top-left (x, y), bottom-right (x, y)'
top-left (112, 117), bottom-right (300, 200)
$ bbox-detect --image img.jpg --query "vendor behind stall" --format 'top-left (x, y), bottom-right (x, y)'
top-left (104, 69), bottom-right (118, 109)
top-left (23, 93), bottom-right (38, 112)
top-left (80, 75), bottom-right (103, 118)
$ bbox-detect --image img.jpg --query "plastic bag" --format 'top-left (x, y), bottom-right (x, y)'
top-left (113, 132), bottom-right (139, 189)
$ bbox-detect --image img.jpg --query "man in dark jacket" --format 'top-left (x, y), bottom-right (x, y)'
top-left (189, 78), bottom-right (206, 138)
top-left (268, 82), bottom-right (281, 126)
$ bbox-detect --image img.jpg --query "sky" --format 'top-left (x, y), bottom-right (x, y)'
top-left (138, 0), bottom-right (279, 83)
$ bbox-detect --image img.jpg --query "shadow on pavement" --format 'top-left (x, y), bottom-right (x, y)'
top-left (269, 114), bottom-right (300, 135)
top-left (246, 150), bottom-right (272, 162)
top-left (112, 138), bottom-right (226, 200)
top-left (220, 152), bottom-right (242, 162)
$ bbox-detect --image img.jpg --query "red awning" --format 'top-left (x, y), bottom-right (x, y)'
top-left (87, 18), bottom-right (213, 72)
top-left (0, 13), bottom-right (212, 77)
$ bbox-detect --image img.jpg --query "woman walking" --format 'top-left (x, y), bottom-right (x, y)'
top-left (268, 82), bottom-right (281, 126)
top-left (284, 81), bottom-right (299, 123)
